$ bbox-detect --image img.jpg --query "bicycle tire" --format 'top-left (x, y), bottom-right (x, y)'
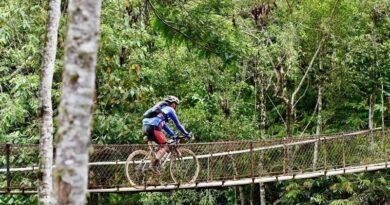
top-left (169, 148), bottom-right (200, 184)
top-left (125, 150), bottom-right (151, 187)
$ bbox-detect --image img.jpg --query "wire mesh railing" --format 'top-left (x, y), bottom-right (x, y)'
top-left (0, 129), bottom-right (388, 193)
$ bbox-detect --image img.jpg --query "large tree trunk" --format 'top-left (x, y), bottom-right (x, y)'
top-left (53, 0), bottom-right (102, 204)
top-left (38, 0), bottom-right (61, 204)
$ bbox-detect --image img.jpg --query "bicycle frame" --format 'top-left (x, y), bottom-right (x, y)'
top-left (126, 136), bottom-right (199, 187)
top-left (146, 140), bottom-right (172, 171)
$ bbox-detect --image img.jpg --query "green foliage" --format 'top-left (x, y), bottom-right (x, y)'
top-left (271, 170), bottom-right (390, 204)
top-left (139, 188), bottom-right (236, 205)
top-left (1, 0), bottom-right (389, 204)
top-left (0, 195), bottom-right (37, 205)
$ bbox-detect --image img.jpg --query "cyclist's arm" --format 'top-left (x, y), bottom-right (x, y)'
top-left (162, 123), bottom-right (175, 137)
top-left (168, 110), bottom-right (189, 135)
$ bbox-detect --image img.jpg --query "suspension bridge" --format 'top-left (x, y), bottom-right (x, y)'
top-left (0, 129), bottom-right (388, 194)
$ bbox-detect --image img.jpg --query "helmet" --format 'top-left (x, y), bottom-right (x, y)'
top-left (165, 96), bottom-right (180, 104)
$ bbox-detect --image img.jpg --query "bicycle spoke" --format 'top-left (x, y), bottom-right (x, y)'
top-left (170, 148), bottom-right (200, 184)
top-left (125, 150), bottom-right (152, 187)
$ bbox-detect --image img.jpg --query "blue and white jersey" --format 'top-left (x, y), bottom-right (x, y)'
top-left (142, 106), bottom-right (188, 137)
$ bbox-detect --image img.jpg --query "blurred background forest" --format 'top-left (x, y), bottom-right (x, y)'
top-left (0, 0), bottom-right (389, 204)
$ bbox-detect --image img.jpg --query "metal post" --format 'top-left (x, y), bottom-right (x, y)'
top-left (6, 144), bottom-right (11, 193)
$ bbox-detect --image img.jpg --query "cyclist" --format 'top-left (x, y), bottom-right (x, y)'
top-left (142, 96), bottom-right (191, 175)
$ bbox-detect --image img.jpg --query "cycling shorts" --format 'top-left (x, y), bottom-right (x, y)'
top-left (142, 124), bottom-right (167, 144)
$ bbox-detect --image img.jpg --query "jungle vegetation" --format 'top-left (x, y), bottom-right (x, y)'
top-left (0, 0), bottom-right (389, 204)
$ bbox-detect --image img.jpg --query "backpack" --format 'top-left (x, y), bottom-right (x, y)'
top-left (143, 101), bottom-right (169, 118)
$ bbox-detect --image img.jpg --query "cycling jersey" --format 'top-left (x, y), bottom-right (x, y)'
top-left (142, 106), bottom-right (188, 137)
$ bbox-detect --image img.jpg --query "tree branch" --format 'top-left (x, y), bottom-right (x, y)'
top-left (291, 39), bottom-right (324, 104)
top-left (147, 0), bottom-right (218, 54)
top-left (146, 0), bottom-right (192, 40)
top-left (266, 93), bottom-right (287, 128)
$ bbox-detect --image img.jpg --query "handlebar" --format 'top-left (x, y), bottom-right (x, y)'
top-left (168, 132), bottom-right (194, 145)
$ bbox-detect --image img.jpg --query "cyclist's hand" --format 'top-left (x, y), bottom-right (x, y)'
top-left (167, 138), bottom-right (175, 144)
top-left (185, 132), bottom-right (193, 138)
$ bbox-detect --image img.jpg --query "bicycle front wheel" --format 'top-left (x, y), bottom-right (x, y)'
top-left (125, 150), bottom-right (151, 187)
top-left (170, 148), bottom-right (200, 184)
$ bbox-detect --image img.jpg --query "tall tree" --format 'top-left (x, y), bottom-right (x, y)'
top-left (53, 0), bottom-right (102, 204)
top-left (38, 0), bottom-right (61, 204)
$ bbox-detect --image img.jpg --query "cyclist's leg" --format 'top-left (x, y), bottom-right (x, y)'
top-left (153, 127), bottom-right (168, 160)
top-left (143, 125), bottom-right (154, 140)
top-left (142, 124), bottom-right (158, 158)
top-left (148, 127), bottom-right (168, 174)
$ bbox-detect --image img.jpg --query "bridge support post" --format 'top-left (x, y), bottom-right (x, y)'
top-left (5, 144), bottom-right (11, 193)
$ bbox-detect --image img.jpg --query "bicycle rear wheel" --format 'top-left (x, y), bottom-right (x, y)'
top-left (125, 150), bottom-right (151, 187)
top-left (170, 148), bottom-right (200, 184)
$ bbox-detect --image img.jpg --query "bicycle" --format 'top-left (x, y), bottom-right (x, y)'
top-left (125, 135), bottom-right (200, 187)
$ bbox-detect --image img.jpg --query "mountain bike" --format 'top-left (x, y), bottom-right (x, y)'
top-left (125, 135), bottom-right (200, 187)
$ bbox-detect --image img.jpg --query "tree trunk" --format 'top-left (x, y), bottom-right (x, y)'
top-left (368, 91), bottom-right (376, 144)
top-left (387, 96), bottom-right (390, 127)
top-left (238, 186), bottom-right (245, 205)
top-left (313, 54), bottom-right (323, 170)
top-left (259, 183), bottom-right (266, 205)
top-left (286, 102), bottom-right (293, 138)
top-left (313, 85), bottom-right (322, 171)
top-left (250, 184), bottom-right (254, 205)
top-left (260, 72), bottom-right (267, 139)
top-left (381, 83), bottom-right (385, 130)
top-left (140, 2), bottom-right (146, 30)
top-left (369, 93), bottom-right (375, 130)
top-left (315, 85), bottom-right (322, 127)
top-left (53, 0), bottom-right (102, 204)
top-left (38, 0), bottom-right (61, 204)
